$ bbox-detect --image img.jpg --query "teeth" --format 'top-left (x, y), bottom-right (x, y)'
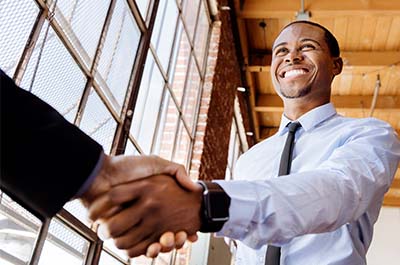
top-left (284, 69), bottom-right (307, 78)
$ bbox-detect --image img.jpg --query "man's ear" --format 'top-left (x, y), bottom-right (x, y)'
top-left (332, 57), bottom-right (343, 76)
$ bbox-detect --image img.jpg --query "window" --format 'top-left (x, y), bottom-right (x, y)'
top-left (0, 0), bottom-right (211, 265)
top-left (226, 97), bottom-right (249, 181)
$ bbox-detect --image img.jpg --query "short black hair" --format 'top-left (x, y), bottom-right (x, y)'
top-left (280, 20), bottom-right (340, 57)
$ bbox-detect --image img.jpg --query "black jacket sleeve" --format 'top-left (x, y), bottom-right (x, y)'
top-left (0, 69), bottom-right (103, 219)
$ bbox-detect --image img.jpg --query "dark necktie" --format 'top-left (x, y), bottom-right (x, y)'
top-left (265, 121), bottom-right (301, 265)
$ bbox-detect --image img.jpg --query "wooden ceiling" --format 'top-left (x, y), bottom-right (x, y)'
top-left (232, 0), bottom-right (400, 206)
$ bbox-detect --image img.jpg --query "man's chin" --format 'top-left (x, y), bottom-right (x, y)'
top-left (280, 85), bottom-right (311, 99)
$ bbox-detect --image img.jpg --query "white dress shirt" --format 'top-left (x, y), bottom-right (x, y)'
top-left (215, 103), bottom-right (400, 265)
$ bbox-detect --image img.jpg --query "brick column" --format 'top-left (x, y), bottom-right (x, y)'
top-left (190, 4), bottom-right (243, 181)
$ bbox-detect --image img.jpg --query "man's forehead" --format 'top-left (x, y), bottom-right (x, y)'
top-left (273, 23), bottom-right (325, 48)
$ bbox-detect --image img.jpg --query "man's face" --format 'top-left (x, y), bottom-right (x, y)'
top-left (271, 23), bottom-right (341, 100)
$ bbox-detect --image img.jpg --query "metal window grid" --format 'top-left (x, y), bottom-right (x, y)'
top-left (0, 0), bottom-right (212, 264)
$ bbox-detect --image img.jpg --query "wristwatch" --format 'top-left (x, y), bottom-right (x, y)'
top-left (197, 180), bottom-right (231, 232)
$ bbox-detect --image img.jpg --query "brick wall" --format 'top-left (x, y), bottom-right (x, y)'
top-left (190, 3), bottom-right (245, 181)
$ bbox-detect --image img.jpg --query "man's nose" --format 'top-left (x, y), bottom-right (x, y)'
top-left (284, 50), bottom-right (303, 63)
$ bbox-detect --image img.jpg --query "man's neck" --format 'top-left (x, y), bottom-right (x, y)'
top-left (283, 99), bottom-right (330, 120)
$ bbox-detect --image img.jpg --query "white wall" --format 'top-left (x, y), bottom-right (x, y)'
top-left (367, 207), bottom-right (400, 264)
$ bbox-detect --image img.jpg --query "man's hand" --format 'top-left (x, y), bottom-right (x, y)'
top-left (78, 154), bottom-right (200, 258)
top-left (80, 154), bottom-right (198, 206)
top-left (89, 174), bottom-right (203, 257)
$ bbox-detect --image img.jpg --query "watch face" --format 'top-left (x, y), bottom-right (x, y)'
top-left (207, 191), bottom-right (230, 221)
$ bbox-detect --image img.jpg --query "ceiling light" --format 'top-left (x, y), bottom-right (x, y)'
top-left (237, 87), bottom-right (247, 92)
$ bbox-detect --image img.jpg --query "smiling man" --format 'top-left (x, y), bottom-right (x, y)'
top-left (89, 21), bottom-right (400, 264)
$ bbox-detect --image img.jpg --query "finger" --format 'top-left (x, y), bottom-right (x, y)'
top-left (100, 203), bottom-right (143, 239)
top-left (146, 243), bottom-right (162, 258)
top-left (90, 204), bottom-right (124, 224)
top-left (112, 218), bottom-right (158, 251)
top-left (159, 232), bottom-right (175, 252)
top-left (174, 168), bottom-right (199, 191)
top-left (175, 231), bottom-right (187, 249)
top-left (148, 156), bottom-right (198, 191)
top-left (187, 233), bottom-right (198, 242)
top-left (123, 236), bottom-right (159, 258)
top-left (87, 193), bottom-right (113, 221)
top-left (88, 182), bottom-right (141, 221)
top-left (97, 222), bottom-right (111, 240)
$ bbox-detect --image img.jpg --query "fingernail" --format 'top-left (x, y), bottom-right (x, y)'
top-left (97, 224), bottom-right (110, 240)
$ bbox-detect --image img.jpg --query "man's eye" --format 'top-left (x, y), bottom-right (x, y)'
top-left (300, 44), bottom-right (315, 51)
top-left (275, 48), bottom-right (288, 56)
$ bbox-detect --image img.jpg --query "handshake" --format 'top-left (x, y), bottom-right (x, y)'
top-left (80, 154), bottom-right (204, 258)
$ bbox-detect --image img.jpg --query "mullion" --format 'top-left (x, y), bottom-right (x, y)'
top-left (13, 2), bottom-right (46, 85)
top-left (113, 0), bottom-right (161, 155)
top-left (74, 0), bottom-right (117, 127)
top-left (29, 218), bottom-right (51, 265)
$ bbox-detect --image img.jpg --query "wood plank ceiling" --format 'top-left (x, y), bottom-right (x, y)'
top-left (232, 0), bottom-right (400, 206)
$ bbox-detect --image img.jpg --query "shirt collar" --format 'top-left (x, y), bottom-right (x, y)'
top-left (278, 103), bottom-right (337, 135)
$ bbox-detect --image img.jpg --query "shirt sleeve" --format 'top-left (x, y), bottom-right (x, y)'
top-left (215, 122), bottom-right (400, 249)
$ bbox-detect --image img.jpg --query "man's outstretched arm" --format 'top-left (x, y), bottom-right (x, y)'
top-left (1, 70), bottom-right (198, 256)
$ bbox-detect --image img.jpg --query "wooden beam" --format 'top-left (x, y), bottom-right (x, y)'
top-left (383, 188), bottom-right (400, 207)
top-left (246, 52), bottom-right (400, 71)
top-left (341, 52), bottom-right (400, 67)
top-left (392, 177), bottom-right (400, 187)
top-left (237, 0), bottom-right (400, 19)
top-left (260, 127), bottom-right (279, 140)
top-left (255, 94), bottom-right (400, 112)
top-left (245, 71), bottom-right (261, 140)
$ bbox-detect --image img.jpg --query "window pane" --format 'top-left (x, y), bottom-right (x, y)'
top-left (0, 192), bottom-right (41, 265)
top-left (20, 21), bottom-right (87, 123)
top-left (154, 251), bottom-right (173, 265)
top-left (154, 91), bottom-right (179, 160)
top-left (96, 0), bottom-right (141, 113)
top-left (227, 120), bottom-right (237, 168)
top-left (79, 88), bottom-right (118, 154)
top-left (182, 58), bottom-right (201, 132)
top-left (193, 2), bottom-right (210, 71)
top-left (125, 139), bottom-right (141, 155)
top-left (131, 52), bottom-right (165, 154)
top-left (182, 0), bottom-right (200, 41)
top-left (54, 0), bottom-right (110, 68)
top-left (64, 200), bottom-right (90, 227)
top-left (99, 251), bottom-right (124, 265)
top-left (173, 121), bottom-right (191, 167)
top-left (169, 22), bottom-right (190, 106)
top-left (225, 166), bottom-right (232, 181)
top-left (104, 239), bottom-right (129, 262)
top-left (131, 255), bottom-right (152, 265)
top-left (0, 0), bottom-right (39, 76)
top-left (151, 0), bottom-right (179, 72)
top-left (38, 219), bottom-right (90, 265)
top-left (174, 243), bottom-right (192, 265)
top-left (135, 0), bottom-right (151, 22)
top-left (233, 134), bottom-right (241, 168)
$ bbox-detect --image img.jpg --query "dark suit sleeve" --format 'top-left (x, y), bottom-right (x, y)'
top-left (0, 69), bottom-right (103, 219)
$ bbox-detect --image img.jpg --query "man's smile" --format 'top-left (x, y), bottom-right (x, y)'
top-left (278, 66), bottom-right (311, 79)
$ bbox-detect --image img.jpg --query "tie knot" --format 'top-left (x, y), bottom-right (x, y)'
top-left (287, 122), bottom-right (301, 133)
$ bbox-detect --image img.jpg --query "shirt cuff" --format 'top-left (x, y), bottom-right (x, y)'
top-left (75, 151), bottom-right (106, 198)
top-left (213, 180), bottom-right (258, 240)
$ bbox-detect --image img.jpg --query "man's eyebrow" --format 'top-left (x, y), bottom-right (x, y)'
top-left (272, 39), bottom-right (322, 51)
top-left (272, 42), bottom-right (287, 51)
top-left (300, 38), bottom-right (321, 46)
